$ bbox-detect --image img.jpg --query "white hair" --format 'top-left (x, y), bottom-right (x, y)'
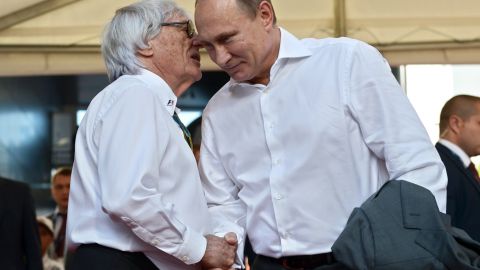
top-left (101, 0), bottom-right (188, 81)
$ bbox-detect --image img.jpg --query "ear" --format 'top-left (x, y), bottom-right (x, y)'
top-left (449, 115), bottom-right (464, 135)
top-left (258, 0), bottom-right (275, 29)
top-left (137, 41), bottom-right (154, 57)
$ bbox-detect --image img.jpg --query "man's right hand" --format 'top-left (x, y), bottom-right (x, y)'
top-left (201, 232), bottom-right (237, 269)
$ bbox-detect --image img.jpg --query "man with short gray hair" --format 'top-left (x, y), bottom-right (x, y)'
top-left (67, 1), bottom-right (237, 269)
top-left (194, 0), bottom-right (447, 269)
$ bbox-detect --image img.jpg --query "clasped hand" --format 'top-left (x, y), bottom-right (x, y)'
top-left (201, 232), bottom-right (238, 270)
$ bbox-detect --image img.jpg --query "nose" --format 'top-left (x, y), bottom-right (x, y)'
top-left (191, 34), bottom-right (199, 42)
top-left (212, 45), bottom-right (232, 68)
top-left (191, 36), bottom-right (201, 48)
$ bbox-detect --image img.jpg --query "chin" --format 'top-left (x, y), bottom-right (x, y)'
top-left (188, 66), bottom-right (202, 81)
top-left (232, 74), bottom-right (254, 83)
top-left (227, 67), bottom-right (254, 82)
top-left (193, 71), bottom-right (202, 81)
top-left (228, 70), bottom-right (246, 81)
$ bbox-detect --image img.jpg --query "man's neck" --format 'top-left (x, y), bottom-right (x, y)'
top-left (57, 207), bottom-right (67, 215)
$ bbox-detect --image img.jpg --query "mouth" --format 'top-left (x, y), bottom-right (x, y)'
top-left (190, 52), bottom-right (201, 63)
top-left (223, 62), bottom-right (241, 73)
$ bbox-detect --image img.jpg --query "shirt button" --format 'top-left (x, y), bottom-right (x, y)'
top-left (182, 256), bottom-right (189, 262)
top-left (273, 158), bottom-right (280, 165)
top-left (274, 193), bottom-right (283, 200)
top-left (151, 239), bottom-right (159, 246)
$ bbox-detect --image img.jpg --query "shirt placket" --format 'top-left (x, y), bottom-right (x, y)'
top-left (259, 83), bottom-right (289, 253)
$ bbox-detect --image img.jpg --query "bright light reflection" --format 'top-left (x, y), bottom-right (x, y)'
top-left (405, 64), bottom-right (480, 164)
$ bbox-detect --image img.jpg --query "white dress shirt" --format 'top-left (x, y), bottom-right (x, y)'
top-left (438, 139), bottom-right (471, 167)
top-left (199, 28), bottom-right (447, 258)
top-left (43, 254), bottom-right (64, 270)
top-left (67, 69), bottom-right (210, 269)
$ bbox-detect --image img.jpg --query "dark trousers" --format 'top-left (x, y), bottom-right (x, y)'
top-left (252, 254), bottom-right (349, 270)
top-left (70, 244), bottom-right (157, 270)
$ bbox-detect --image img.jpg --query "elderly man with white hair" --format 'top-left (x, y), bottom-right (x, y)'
top-left (66, 1), bottom-right (237, 269)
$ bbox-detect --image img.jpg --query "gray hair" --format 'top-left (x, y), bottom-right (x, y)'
top-left (195, 0), bottom-right (277, 25)
top-left (102, 0), bottom-right (189, 81)
top-left (236, 0), bottom-right (276, 24)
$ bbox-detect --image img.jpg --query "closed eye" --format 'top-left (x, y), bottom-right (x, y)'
top-left (218, 35), bottom-right (233, 44)
top-left (215, 31), bottom-right (237, 45)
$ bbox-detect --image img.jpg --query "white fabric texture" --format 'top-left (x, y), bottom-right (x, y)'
top-left (67, 69), bottom-right (209, 269)
top-left (199, 28), bottom-right (447, 258)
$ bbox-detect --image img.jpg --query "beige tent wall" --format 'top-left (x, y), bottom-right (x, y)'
top-left (1, 0), bottom-right (480, 76)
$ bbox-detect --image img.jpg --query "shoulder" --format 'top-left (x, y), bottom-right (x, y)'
top-left (103, 75), bottom-right (157, 102)
top-left (89, 75), bottom-right (160, 121)
top-left (301, 37), bottom-right (383, 70)
top-left (0, 178), bottom-right (31, 206)
top-left (0, 177), bottom-right (29, 193)
top-left (303, 36), bottom-right (363, 47)
top-left (435, 144), bottom-right (460, 166)
top-left (302, 37), bottom-right (371, 55)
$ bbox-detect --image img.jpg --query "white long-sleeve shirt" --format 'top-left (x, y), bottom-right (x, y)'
top-left (67, 69), bottom-right (209, 269)
top-left (199, 28), bottom-right (447, 258)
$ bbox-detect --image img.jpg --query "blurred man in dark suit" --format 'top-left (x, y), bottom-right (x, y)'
top-left (436, 94), bottom-right (480, 241)
top-left (0, 177), bottom-right (42, 270)
top-left (47, 167), bottom-right (71, 260)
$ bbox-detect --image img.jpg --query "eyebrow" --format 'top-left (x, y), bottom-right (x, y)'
top-left (214, 30), bottom-right (237, 42)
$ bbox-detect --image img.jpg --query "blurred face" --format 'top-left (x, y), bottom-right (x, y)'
top-left (195, 0), bottom-right (274, 84)
top-left (38, 224), bottom-right (53, 255)
top-left (149, 15), bottom-right (202, 94)
top-left (51, 174), bottom-right (70, 213)
top-left (457, 104), bottom-right (480, 157)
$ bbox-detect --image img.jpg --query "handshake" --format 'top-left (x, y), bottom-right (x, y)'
top-left (200, 232), bottom-right (240, 270)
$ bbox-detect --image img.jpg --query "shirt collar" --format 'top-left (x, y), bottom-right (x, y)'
top-left (136, 68), bottom-right (178, 116)
top-left (277, 27), bottom-right (312, 60)
top-left (438, 139), bottom-right (471, 167)
top-left (229, 28), bottom-right (312, 87)
top-left (53, 207), bottom-right (67, 217)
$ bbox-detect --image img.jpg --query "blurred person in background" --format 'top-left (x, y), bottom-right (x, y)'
top-left (0, 177), bottom-right (42, 270)
top-left (47, 167), bottom-right (71, 260)
top-left (436, 94), bottom-right (480, 242)
top-left (37, 216), bottom-right (64, 270)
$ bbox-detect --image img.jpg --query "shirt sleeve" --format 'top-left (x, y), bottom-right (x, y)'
top-left (96, 85), bottom-right (206, 264)
top-left (346, 41), bottom-right (447, 212)
top-left (198, 113), bottom-right (246, 268)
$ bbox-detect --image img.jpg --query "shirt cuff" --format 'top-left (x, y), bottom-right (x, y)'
top-left (176, 229), bottom-right (207, 265)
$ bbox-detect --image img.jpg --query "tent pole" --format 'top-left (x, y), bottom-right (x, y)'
top-left (0, 0), bottom-right (82, 31)
top-left (334, 0), bottom-right (347, 37)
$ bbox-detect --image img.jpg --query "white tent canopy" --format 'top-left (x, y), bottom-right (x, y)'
top-left (1, 0), bottom-right (480, 76)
